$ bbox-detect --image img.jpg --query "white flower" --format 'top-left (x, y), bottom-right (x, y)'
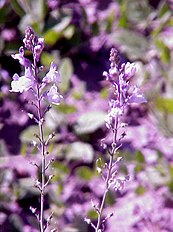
top-left (43, 62), bottom-right (60, 83)
top-left (45, 84), bottom-right (63, 105)
top-left (10, 67), bottom-right (35, 93)
top-left (122, 62), bottom-right (136, 80)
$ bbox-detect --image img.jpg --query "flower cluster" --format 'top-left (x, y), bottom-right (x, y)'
top-left (10, 27), bottom-right (62, 105)
top-left (10, 27), bottom-right (62, 232)
top-left (85, 48), bottom-right (147, 232)
top-left (103, 48), bottom-right (146, 130)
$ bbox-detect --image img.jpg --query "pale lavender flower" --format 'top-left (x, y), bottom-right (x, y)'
top-left (128, 86), bottom-right (147, 104)
top-left (104, 48), bottom-right (146, 128)
top-left (11, 47), bottom-right (31, 68)
top-left (45, 84), bottom-right (62, 105)
top-left (42, 62), bottom-right (60, 83)
top-left (121, 62), bottom-right (136, 80)
top-left (10, 67), bottom-right (35, 93)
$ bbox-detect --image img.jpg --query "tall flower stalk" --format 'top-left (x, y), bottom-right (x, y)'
top-left (85, 48), bottom-right (146, 232)
top-left (10, 27), bottom-right (62, 231)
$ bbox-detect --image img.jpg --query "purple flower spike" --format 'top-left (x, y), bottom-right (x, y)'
top-left (23, 27), bottom-right (36, 51)
top-left (23, 27), bottom-right (44, 62)
top-left (11, 46), bottom-right (31, 68)
top-left (43, 62), bottom-right (60, 83)
top-left (45, 84), bottom-right (63, 105)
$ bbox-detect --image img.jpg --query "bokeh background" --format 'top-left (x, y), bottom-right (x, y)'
top-left (1, 0), bottom-right (173, 231)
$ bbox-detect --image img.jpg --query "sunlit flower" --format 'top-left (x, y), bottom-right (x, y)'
top-left (44, 84), bottom-right (62, 105)
top-left (11, 46), bottom-right (31, 68)
top-left (10, 67), bottom-right (35, 93)
top-left (34, 37), bottom-right (44, 62)
top-left (42, 62), bottom-right (60, 83)
top-left (121, 62), bottom-right (136, 80)
top-left (128, 86), bottom-right (147, 104)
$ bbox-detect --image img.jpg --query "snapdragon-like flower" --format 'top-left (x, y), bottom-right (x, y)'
top-left (11, 46), bottom-right (31, 68)
top-left (128, 86), bottom-right (147, 104)
top-left (121, 62), bottom-right (136, 80)
top-left (44, 84), bottom-right (63, 105)
top-left (42, 62), bottom-right (60, 83)
top-left (10, 67), bottom-right (35, 93)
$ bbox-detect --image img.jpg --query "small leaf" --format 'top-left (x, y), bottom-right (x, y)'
top-left (56, 104), bottom-right (77, 114)
top-left (76, 166), bottom-right (93, 181)
top-left (20, 125), bottom-right (52, 143)
top-left (111, 29), bottom-right (149, 60)
top-left (67, 142), bottom-right (94, 163)
top-left (136, 151), bottom-right (145, 163)
top-left (41, 51), bottom-right (56, 67)
top-left (155, 39), bottom-right (171, 63)
top-left (155, 97), bottom-right (173, 113)
top-left (44, 29), bottom-right (61, 46)
top-left (59, 58), bottom-right (73, 93)
top-left (74, 111), bottom-right (105, 135)
top-left (87, 210), bottom-right (97, 220)
top-left (10, 0), bottom-right (25, 16)
top-left (45, 108), bottom-right (65, 130)
top-left (135, 185), bottom-right (146, 195)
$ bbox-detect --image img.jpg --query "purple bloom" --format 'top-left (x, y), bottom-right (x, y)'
top-left (1, 28), bottom-right (16, 41)
top-left (42, 62), bottom-right (60, 83)
top-left (11, 47), bottom-right (31, 68)
top-left (103, 48), bottom-right (147, 129)
top-left (44, 84), bottom-right (62, 105)
top-left (23, 27), bottom-right (36, 51)
top-left (33, 37), bottom-right (44, 62)
top-left (23, 27), bottom-right (44, 62)
top-left (128, 86), bottom-right (147, 104)
top-left (10, 67), bottom-right (35, 93)
top-left (121, 62), bottom-right (136, 80)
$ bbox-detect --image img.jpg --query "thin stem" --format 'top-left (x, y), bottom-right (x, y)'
top-left (96, 117), bottom-right (119, 232)
top-left (33, 57), bottom-right (46, 232)
top-left (96, 72), bottom-right (121, 232)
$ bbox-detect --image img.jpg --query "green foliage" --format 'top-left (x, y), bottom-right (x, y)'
top-left (76, 166), bottom-right (93, 181)
top-left (66, 142), bottom-right (94, 163)
top-left (56, 104), bottom-right (77, 114)
top-left (111, 29), bottom-right (149, 60)
top-left (136, 151), bottom-right (145, 163)
top-left (10, 0), bottom-right (25, 16)
top-left (155, 97), bottom-right (173, 113)
top-left (155, 39), bottom-right (171, 63)
top-left (74, 111), bottom-right (105, 135)
top-left (135, 185), bottom-right (146, 195)
top-left (59, 58), bottom-right (73, 93)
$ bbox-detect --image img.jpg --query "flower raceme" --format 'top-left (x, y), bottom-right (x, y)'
top-left (10, 27), bottom-right (62, 106)
top-left (103, 50), bottom-right (146, 129)
top-left (10, 26), bottom-right (62, 232)
top-left (85, 48), bottom-right (147, 232)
